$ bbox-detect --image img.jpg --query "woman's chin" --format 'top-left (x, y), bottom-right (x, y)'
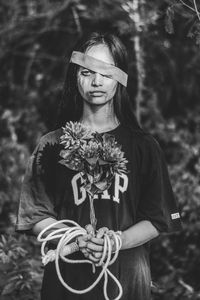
top-left (84, 97), bottom-right (113, 106)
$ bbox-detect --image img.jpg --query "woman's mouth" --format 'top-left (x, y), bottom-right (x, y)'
top-left (89, 91), bottom-right (105, 97)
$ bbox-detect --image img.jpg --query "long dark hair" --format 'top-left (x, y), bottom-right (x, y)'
top-left (55, 32), bottom-right (142, 132)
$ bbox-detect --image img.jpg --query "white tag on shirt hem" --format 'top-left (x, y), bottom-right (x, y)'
top-left (171, 213), bottom-right (180, 220)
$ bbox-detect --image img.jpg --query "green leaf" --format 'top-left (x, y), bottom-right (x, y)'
top-left (95, 180), bottom-right (111, 191)
top-left (85, 156), bottom-right (98, 165)
top-left (1, 235), bottom-right (7, 245)
top-left (58, 159), bottom-right (83, 171)
top-left (59, 149), bottom-right (72, 159)
top-left (58, 159), bottom-right (71, 167)
top-left (0, 252), bottom-right (10, 263)
top-left (89, 185), bottom-right (99, 195)
top-left (98, 158), bottom-right (110, 165)
top-left (2, 281), bottom-right (16, 295)
top-left (165, 7), bottom-right (174, 34)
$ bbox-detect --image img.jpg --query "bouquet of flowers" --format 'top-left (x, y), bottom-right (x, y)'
top-left (59, 121), bottom-right (128, 232)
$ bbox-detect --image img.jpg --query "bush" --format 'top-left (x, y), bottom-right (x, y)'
top-left (146, 109), bottom-right (200, 299)
top-left (0, 234), bottom-right (42, 300)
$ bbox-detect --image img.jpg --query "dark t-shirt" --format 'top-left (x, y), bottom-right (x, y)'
top-left (15, 124), bottom-right (182, 300)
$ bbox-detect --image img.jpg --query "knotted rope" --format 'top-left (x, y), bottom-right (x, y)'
top-left (37, 220), bottom-right (123, 300)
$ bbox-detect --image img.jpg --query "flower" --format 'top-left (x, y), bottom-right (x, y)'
top-left (59, 122), bottom-right (129, 231)
top-left (59, 122), bottom-right (94, 171)
top-left (79, 140), bottom-right (101, 160)
top-left (59, 122), bottom-right (128, 192)
top-left (62, 121), bottom-right (93, 139)
top-left (59, 151), bottom-right (84, 171)
top-left (99, 134), bottom-right (128, 175)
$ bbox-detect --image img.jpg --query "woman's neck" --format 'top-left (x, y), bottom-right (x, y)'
top-left (80, 101), bottom-right (119, 133)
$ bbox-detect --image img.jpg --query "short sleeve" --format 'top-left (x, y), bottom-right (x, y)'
top-left (136, 136), bottom-right (182, 233)
top-left (15, 134), bottom-right (58, 234)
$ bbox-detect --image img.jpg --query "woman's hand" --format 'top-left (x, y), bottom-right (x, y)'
top-left (76, 224), bottom-right (96, 259)
top-left (86, 227), bottom-right (108, 263)
top-left (77, 234), bottom-right (91, 258)
top-left (77, 225), bottom-right (118, 263)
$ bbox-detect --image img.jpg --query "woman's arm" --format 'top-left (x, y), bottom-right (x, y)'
top-left (32, 218), bottom-right (92, 258)
top-left (32, 217), bottom-right (65, 237)
top-left (86, 221), bottom-right (159, 262)
top-left (120, 220), bottom-right (159, 250)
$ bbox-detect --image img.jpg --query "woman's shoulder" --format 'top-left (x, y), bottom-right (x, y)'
top-left (121, 125), bottom-right (161, 152)
top-left (31, 128), bottom-right (63, 166)
top-left (37, 128), bottom-right (63, 148)
top-left (138, 132), bottom-right (161, 152)
top-left (122, 128), bottom-right (166, 174)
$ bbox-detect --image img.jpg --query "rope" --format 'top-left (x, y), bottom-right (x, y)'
top-left (37, 220), bottom-right (123, 300)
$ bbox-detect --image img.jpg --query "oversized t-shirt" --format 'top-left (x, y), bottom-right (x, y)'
top-left (15, 124), bottom-right (182, 300)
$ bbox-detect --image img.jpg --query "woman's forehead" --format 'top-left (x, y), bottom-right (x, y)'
top-left (85, 44), bottom-right (115, 65)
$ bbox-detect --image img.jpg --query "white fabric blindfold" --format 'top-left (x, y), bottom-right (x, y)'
top-left (70, 51), bottom-right (128, 87)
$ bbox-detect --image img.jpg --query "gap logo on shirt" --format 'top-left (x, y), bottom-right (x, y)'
top-left (71, 173), bottom-right (128, 206)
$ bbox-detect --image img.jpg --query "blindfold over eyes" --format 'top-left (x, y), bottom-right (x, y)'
top-left (70, 51), bottom-right (128, 87)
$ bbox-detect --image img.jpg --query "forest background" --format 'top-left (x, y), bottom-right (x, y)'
top-left (0, 0), bottom-right (200, 299)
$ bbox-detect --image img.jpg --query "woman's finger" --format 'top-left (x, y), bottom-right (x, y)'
top-left (77, 235), bottom-right (90, 248)
top-left (80, 249), bottom-right (89, 257)
top-left (90, 237), bottom-right (104, 245)
top-left (88, 253), bottom-right (100, 263)
top-left (78, 240), bottom-right (87, 248)
top-left (96, 227), bottom-right (108, 238)
top-left (93, 252), bottom-right (102, 259)
top-left (86, 242), bottom-right (103, 252)
top-left (80, 248), bottom-right (88, 254)
top-left (85, 224), bottom-right (94, 236)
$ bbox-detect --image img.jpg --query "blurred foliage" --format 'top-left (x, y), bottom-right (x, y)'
top-left (0, 235), bottom-right (42, 300)
top-left (144, 97), bottom-right (200, 299)
top-left (0, 0), bottom-right (200, 299)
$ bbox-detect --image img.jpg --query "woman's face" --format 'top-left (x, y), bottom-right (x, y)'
top-left (77, 44), bottom-right (118, 106)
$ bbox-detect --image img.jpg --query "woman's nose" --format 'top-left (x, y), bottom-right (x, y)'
top-left (92, 73), bottom-right (103, 86)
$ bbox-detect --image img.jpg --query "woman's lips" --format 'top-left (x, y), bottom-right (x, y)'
top-left (89, 91), bottom-right (105, 97)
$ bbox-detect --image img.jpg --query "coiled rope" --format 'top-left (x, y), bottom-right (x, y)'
top-left (37, 220), bottom-right (123, 300)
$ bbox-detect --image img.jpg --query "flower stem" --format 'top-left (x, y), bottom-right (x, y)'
top-left (89, 193), bottom-right (97, 233)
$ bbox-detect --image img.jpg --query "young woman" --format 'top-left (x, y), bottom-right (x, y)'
top-left (16, 32), bottom-right (182, 300)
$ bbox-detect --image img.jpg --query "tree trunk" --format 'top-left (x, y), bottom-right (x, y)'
top-left (131, 0), bottom-right (145, 125)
